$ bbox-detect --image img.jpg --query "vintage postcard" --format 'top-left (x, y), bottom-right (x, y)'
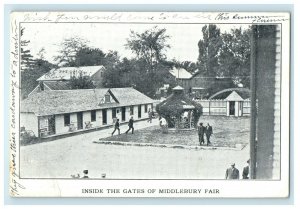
top-left (9, 11), bottom-right (290, 197)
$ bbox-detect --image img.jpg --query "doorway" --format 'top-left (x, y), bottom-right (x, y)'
top-left (229, 101), bottom-right (235, 116)
top-left (77, 112), bottom-right (83, 130)
top-left (121, 107), bottom-right (126, 121)
top-left (138, 105), bottom-right (141, 118)
top-left (48, 115), bottom-right (56, 135)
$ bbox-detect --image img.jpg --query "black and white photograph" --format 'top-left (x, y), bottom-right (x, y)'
top-left (9, 11), bottom-right (290, 197)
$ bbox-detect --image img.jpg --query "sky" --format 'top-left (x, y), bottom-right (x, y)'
top-left (21, 23), bottom-right (250, 63)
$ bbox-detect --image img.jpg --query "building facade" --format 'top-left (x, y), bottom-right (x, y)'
top-left (21, 88), bottom-right (153, 138)
top-left (194, 88), bottom-right (251, 117)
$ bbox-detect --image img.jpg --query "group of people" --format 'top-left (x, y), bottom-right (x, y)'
top-left (111, 116), bottom-right (135, 136)
top-left (225, 159), bottom-right (250, 180)
top-left (197, 122), bottom-right (213, 146)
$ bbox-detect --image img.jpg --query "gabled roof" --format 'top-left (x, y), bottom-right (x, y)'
top-left (21, 88), bottom-right (154, 116)
top-left (169, 67), bottom-right (193, 79)
top-left (37, 65), bottom-right (105, 81)
top-left (225, 91), bottom-right (244, 101)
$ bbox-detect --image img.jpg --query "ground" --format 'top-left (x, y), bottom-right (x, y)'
top-left (103, 116), bottom-right (250, 148)
top-left (20, 116), bottom-right (250, 179)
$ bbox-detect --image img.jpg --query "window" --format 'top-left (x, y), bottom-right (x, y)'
top-left (91, 110), bottom-right (96, 122)
top-left (130, 106), bottom-right (134, 115)
top-left (64, 114), bottom-right (70, 126)
top-left (144, 104), bottom-right (148, 113)
top-left (105, 94), bottom-right (110, 103)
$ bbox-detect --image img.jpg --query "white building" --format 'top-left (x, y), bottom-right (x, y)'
top-left (21, 87), bottom-right (154, 138)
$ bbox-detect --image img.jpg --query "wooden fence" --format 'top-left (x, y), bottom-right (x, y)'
top-left (194, 99), bottom-right (251, 116)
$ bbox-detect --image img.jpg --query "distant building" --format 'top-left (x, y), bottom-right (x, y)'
top-left (194, 88), bottom-right (251, 117)
top-left (165, 67), bottom-right (234, 99)
top-left (21, 87), bottom-right (154, 138)
top-left (156, 84), bottom-right (170, 98)
top-left (28, 65), bottom-right (105, 96)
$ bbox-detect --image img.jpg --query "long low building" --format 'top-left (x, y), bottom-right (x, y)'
top-left (21, 87), bottom-right (154, 138)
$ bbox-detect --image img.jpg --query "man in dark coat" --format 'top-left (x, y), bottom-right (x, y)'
top-left (205, 123), bottom-right (213, 146)
top-left (112, 118), bottom-right (120, 136)
top-left (198, 123), bottom-right (205, 145)
top-left (125, 116), bottom-right (134, 134)
top-left (225, 163), bottom-right (240, 179)
top-left (242, 159), bottom-right (250, 179)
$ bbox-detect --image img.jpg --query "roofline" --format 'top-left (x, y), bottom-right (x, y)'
top-left (43, 82), bottom-right (52, 90)
top-left (21, 102), bottom-right (154, 117)
top-left (209, 88), bottom-right (251, 99)
top-left (27, 85), bottom-right (39, 97)
top-left (107, 89), bottom-right (119, 103)
top-left (37, 65), bottom-right (105, 81)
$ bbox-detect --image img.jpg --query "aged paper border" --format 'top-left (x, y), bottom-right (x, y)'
top-left (9, 11), bottom-right (290, 198)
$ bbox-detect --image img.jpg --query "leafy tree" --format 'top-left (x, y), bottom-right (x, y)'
top-left (69, 71), bottom-right (95, 89)
top-left (219, 27), bottom-right (251, 87)
top-left (170, 59), bottom-right (199, 74)
top-left (111, 27), bottom-right (173, 98)
top-left (125, 26), bottom-right (170, 73)
top-left (197, 25), bottom-right (251, 88)
top-left (72, 47), bottom-right (106, 66)
top-left (54, 37), bottom-right (89, 66)
top-left (198, 24), bottom-right (223, 77)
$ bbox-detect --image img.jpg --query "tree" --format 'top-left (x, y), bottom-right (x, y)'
top-left (219, 27), bottom-right (251, 87)
top-left (116, 27), bottom-right (173, 98)
top-left (72, 47), bottom-right (106, 66)
top-left (20, 27), bottom-right (35, 71)
top-left (197, 24), bottom-right (223, 77)
top-left (125, 26), bottom-right (170, 73)
top-left (54, 37), bottom-right (89, 66)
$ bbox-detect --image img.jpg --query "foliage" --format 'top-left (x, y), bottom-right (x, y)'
top-left (102, 27), bottom-right (173, 98)
top-left (21, 59), bottom-right (57, 99)
top-left (53, 37), bottom-right (89, 66)
top-left (197, 25), bottom-right (251, 88)
top-left (72, 47), bottom-right (106, 66)
top-left (125, 26), bottom-right (170, 73)
top-left (69, 71), bottom-right (95, 89)
top-left (156, 90), bottom-right (202, 128)
top-left (20, 131), bottom-right (40, 146)
top-left (20, 27), bottom-right (35, 71)
top-left (219, 27), bottom-right (251, 87)
top-left (170, 59), bottom-right (198, 74)
top-left (197, 25), bottom-right (222, 77)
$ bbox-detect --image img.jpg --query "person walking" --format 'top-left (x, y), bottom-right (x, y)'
top-left (225, 163), bottom-right (240, 179)
top-left (125, 116), bottom-right (134, 134)
top-left (205, 123), bottom-right (213, 146)
top-left (198, 123), bottom-right (205, 145)
top-left (111, 118), bottom-right (120, 136)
